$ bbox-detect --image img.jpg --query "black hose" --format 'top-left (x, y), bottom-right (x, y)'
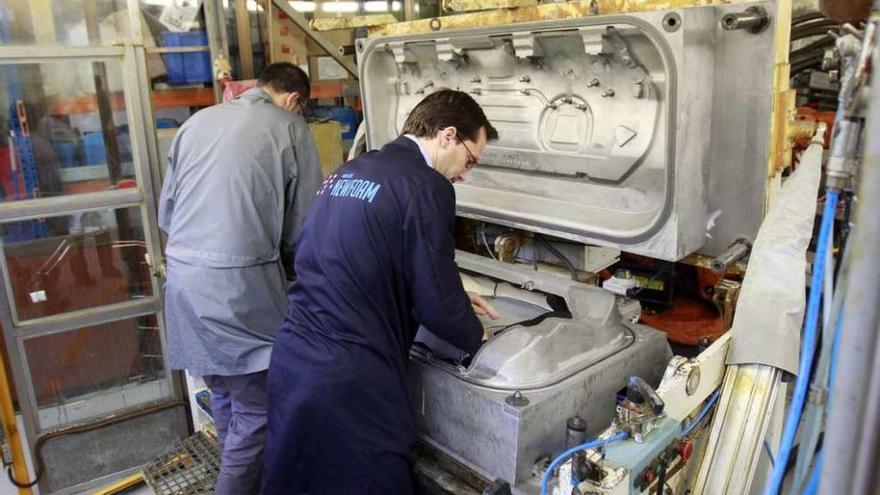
top-left (791, 35), bottom-right (835, 59)
top-left (487, 309), bottom-right (573, 338)
top-left (534, 236), bottom-right (579, 281)
top-left (792, 23), bottom-right (842, 40)
top-left (793, 18), bottom-right (841, 32)
top-left (792, 55), bottom-right (826, 74)
top-left (792, 11), bottom-right (826, 25)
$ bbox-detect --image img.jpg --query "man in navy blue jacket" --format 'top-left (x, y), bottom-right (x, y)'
top-left (262, 90), bottom-right (500, 494)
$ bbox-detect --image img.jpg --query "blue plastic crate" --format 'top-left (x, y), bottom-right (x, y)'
top-left (160, 31), bottom-right (212, 84)
top-left (314, 106), bottom-right (361, 140)
top-left (52, 140), bottom-right (77, 168)
top-left (83, 132), bottom-right (105, 166)
top-left (156, 118), bottom-right (179, 129)
top-left (83, 129), bottom-right (133, 166)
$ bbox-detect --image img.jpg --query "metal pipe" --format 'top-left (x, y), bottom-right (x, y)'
top-left (820, 13), bottom-right (880, 493)
top-left (710, 238), bottom-right (752, 274)
top-left (0, 344), bottom-right (33, 495)
top-left (852, 318), bottom-right (880, 493)
top-left (721, 6), bottom-right (770, 33)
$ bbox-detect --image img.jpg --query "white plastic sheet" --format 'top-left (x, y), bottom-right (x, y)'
top-left (726, 138), bottom-right (824, 375)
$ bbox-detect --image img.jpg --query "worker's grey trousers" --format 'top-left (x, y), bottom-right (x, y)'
top-left (203, 371), bottom-right (269, 495)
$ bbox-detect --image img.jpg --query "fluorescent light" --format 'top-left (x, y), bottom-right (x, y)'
top-left (391, 1), bottom-right (401, 10)
top-left (290, 0), bottom-right (316, 11)
top-left (321, 1), bottom-right (359, 12)
top-left (363, 1), bottom-right (388, 12)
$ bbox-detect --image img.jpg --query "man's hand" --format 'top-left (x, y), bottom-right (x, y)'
top-left (467, 292), bottom-right (499, 342)
top-left (468, 291), bottom-right (499, 319)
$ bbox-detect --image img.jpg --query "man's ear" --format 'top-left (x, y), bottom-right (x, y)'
top-left (439, 126), bottom-right (458, 147)
top-left (285, 91), bottom-right (301, 111)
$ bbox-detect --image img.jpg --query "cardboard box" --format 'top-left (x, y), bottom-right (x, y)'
top-left (308, 120), bottom-right (344, 177)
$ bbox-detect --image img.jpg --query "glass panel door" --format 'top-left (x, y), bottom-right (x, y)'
top-left (0, 3), bottom-right (187, 493)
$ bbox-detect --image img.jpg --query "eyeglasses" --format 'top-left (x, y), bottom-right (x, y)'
top-left (459, 139), bottom-right (478, 170)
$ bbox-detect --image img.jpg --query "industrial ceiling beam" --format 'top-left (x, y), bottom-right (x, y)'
top-left (270, 0), bottom-right (359, 78)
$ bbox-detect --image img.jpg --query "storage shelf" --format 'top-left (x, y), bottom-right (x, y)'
top-left (49, 81), bottom-right (354, 116)
top-left (50, 87), bottom-right (216, 115)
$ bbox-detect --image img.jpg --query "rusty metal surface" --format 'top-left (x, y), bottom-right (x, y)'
top-left (368, 0), bottom-right (738, 36)
top-left (310, 14), bottom-right (399, 31)
top-left (681, 253), bottom-right (747, 276)
top-left (442, 0), bottom-right (540, 14)
top-left (767, 0), bottom-right (795, 176)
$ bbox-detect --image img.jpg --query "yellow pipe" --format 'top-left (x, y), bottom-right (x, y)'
top-left (90, 473), bottom-right (144, 495)
top-left (0, 350), bottom-right (33, 495)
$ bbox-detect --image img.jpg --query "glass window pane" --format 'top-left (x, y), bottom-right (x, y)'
top-left (24, 314), bottom-right (169, 430)
top-left (1, 1), bottom-right (131, 46)
top-left (1, 206), bottom-right (154, 322)
top-left (0, 58), bottom-right (138, 201)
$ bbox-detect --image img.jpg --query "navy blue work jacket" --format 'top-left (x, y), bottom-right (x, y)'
top-left (262, 136), bottom-right (484, 494)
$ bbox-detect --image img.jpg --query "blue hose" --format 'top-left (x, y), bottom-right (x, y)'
top-left (540, 431), bottom-right (628, 495)
top-left (764, 189), bottom-right (840, 495)
top-left (804, 450), bottom-right (824, 495)
top-left (679, 389), bottom-right (721, 438)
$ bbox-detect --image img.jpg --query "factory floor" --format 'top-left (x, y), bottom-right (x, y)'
top-left (0, 416), bottom-right (157, 495)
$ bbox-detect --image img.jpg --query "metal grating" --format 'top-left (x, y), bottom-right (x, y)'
top-left (141, 432), bottom-right (219, 495)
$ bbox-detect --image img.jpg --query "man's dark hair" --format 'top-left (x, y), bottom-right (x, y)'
top-left (401, 89), bottom-right (499, 142)
top-left (257, 62), bottom-right (311, 101)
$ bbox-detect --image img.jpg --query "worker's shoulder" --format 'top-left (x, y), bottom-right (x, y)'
top-left (359, 141), bottom-right (438, 179)
top-left (183, 99), bottom-right (304, 137)
top-left (349, 144), bottom-right (451, 197)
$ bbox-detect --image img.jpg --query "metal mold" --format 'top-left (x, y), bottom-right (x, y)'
top-left (359, 3), bottom-right (778, 259)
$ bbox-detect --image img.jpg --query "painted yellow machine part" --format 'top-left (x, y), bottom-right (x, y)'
top-left (91, 473), bottom-right (145, 495)
top-left (0, 350), bottom-right (33, 495)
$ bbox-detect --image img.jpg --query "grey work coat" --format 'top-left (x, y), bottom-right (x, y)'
top-left (158, 87), bottom-right (322, 376)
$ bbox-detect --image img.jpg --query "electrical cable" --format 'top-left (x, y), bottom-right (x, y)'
top-left (540, 432), bottom-right (628, 495)
top-left (534, 236), bottom-right (578, 281)
top-left (481, 229), bottom-right (498, 261)
top-left (764, 440), bottom-right (776, 467)
top-left (629, 262), bottom-right (670, 297)
top-left (764, 189), bottom-right (840, 495)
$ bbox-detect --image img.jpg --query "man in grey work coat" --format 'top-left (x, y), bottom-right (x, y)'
top-left (158, 63), bottom-right (322, 494)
